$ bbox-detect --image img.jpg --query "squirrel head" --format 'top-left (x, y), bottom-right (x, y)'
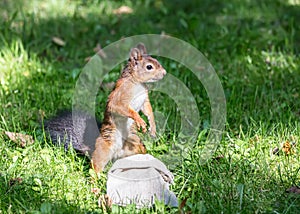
top-left (127, 43), bottom-right (167, 83)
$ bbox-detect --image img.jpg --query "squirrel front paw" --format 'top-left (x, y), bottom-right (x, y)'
top-left (135, 118), bottom-right (147, 133)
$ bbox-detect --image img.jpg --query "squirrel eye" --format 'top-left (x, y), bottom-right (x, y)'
top-left (146, 64), bottom-right (153, 70)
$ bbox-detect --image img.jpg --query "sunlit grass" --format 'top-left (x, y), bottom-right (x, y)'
top-left (288, 0), bottom-right (300, 6)
top-left (0, 0), bottom-right (300, 213)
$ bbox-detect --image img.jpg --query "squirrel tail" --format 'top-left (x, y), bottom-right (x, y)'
top-left (44, 110), bottom-right (100, 156)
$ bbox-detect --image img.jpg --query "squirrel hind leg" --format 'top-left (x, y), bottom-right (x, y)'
top-left (91, 137), bottom-right (114, 173)
top-left (122, 135), bottom-right (147, 157)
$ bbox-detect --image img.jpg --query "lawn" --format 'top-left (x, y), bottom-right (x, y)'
top-left (0, 0), bottom-right (300, 213)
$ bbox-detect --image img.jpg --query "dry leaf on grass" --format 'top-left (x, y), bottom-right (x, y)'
top-left (91, 187), bottom-right (101, 196)
top-left (282, 141), bottom-right (296, 155)
top-left (212, 155), bottom-right (224, 162)
top-left (93, 43), bottom-right (107, 58)
top-left (272, 147), bottom-right (280, 155)
top-left (286, 186), bottom-right (300, 194)
top-left (5, 131), bottom-right (34, 147)
top-left (84, 56), bottom-right (92, 62)
top-left (85, 43), bottom-right (107, 62)
top-left (9, 177), bottom-right (23, 186)
top-left (52, 36), bottom-right (66, 46)
top-left (113, 6), bottom-right (133, 15)
top-left (179, 198), bottom-right (192, 214)
top-left (179, 197), bottom-right (188, 210)
top-left (272, 141), bottom-right (296, 156)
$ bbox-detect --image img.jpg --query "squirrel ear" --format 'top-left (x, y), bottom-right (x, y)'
top-left (136, 43), bottom-right (147, 55)
top-left (130, 48), bottom-right (142, 61)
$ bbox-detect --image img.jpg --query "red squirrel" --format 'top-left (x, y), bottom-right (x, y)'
top-left (91, 43), bottom-right (167, 173)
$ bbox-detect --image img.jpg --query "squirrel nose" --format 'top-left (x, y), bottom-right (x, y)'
top-left (162, 69), bottom-right (167, 76)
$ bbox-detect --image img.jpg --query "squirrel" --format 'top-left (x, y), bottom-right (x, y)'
top-left (44, 44), bottom-right (166, 173)
top-left (91, 43), bottom-right (167, 173)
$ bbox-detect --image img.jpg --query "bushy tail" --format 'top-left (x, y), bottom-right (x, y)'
top-left (44, 111), bottom-right (100, 156)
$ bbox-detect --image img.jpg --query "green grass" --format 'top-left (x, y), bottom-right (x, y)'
top-left (1, 0), bottom-right (300, 213)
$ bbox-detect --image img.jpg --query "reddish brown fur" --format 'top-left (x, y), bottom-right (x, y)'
top-left (91, 43), bottom-right (166, 173)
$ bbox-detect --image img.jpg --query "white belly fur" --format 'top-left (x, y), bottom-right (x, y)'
top-left (112, 84), bottom-right (147, 159)
top-left (130, 84), bottom-right (147, 111)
